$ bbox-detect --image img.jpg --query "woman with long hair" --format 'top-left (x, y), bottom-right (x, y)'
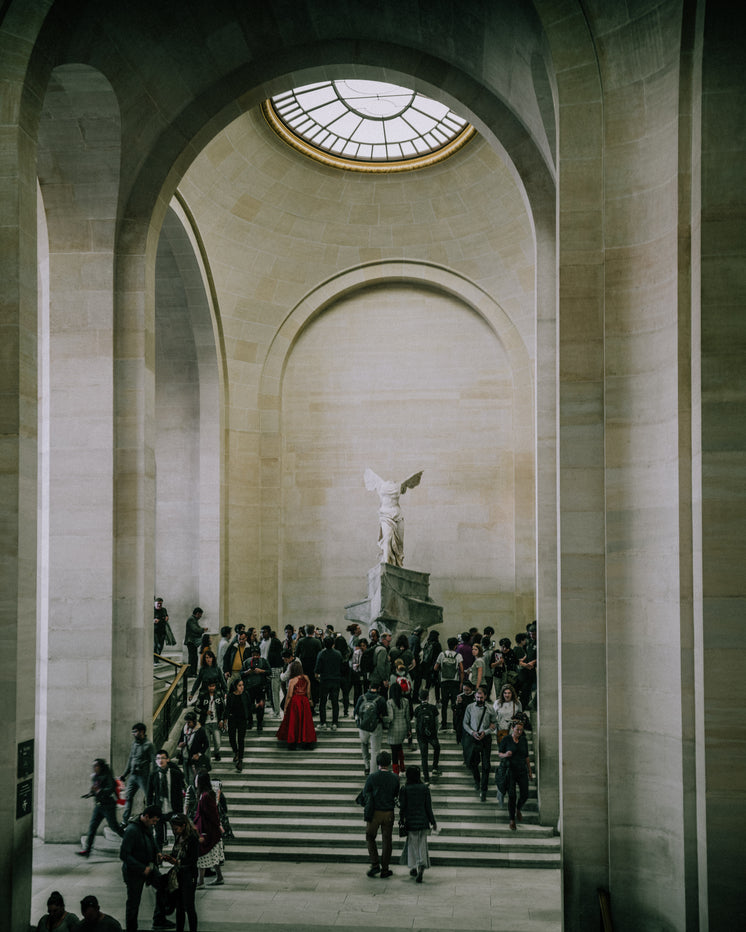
top-left (194, 770), bottom-right (224, 886)
top-left (398, 765), bottom-right (436, 883)
top-left (225, 677), bottom-right (249, 772)
top-left (468, 644), bottom-right (486, 692)
top-left (161, 813), bottom-right (200, 931)
top-left (189, 649), bottom-right (225, 700)
top-left (386, 681), bottom-right (411, 775)
top-left (493, 683), bottom-right (523, 741)
top-left (275, 660), bottom-right (317, 749)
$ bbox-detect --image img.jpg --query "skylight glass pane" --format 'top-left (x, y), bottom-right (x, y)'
top-left (351, 120), bottom-right (385, 144)
top-left (383, 116), bottom-right (415, 143)
top-left (403, 109), bottom-right (436, 134)
top-left (327, 111), bottom-right (363, 138)
top-left (412, 95), bottom-right (450, 119)
top-left (311, 101), bottom-right (347, 127)
top-left (296, 86), bottom-right (337, 110)
top-left (270, 79), bottom-right (470, 164)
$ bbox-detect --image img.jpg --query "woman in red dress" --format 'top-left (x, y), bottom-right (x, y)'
top-left (276, 661), bottom-right (317, 749)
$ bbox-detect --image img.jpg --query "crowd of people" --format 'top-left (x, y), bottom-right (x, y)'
top-left (63, 605), bottom-right (538, 928)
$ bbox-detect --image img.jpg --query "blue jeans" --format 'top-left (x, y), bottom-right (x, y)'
top-left (122, 773), bottom-right (149, 823)
top-left (86, 799), bottom-right (123, 850)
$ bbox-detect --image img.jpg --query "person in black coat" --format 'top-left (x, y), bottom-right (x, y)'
top-left (119, 805), bottom-right (167, 932)
top-left (225, 678), bottom-right (250, 772)
top-left (178, 712), bottom-right (210, 785)
top-left (147, 750), bottom-right (186, 850)
top-left (160, 813), bottom-right (199, 932)
top-left (399, 765), bottom-right (437, 883)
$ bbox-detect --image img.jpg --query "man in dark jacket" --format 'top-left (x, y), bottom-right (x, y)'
top-left (260, 625), bottom-right (284, 717)
top-left (184, 607), bottom-right (207, 675)
top-left (408, 625), bottom-right (424, 702)
top-left (119, 805), bottom-right (165, 932)
top-left (147, 749), bottom-right (185, 850)
top-left (369, 632), bottom-right (392, 696)
top-left (362, 750), bottom-right (400, 878)
top-left (295, 626), bottom-right (323, 707)
top-left (315, 637), bottom-right (343, 730)
top-left (120, 723), bottom-right (155, 823)
top-left (153, 597), bottom-right (169, 657)
top-left (241, 644), bottom-right (270, 732)
top-left (223, 628), bottom-right (250, 689)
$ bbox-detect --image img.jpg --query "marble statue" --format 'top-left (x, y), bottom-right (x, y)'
top-left (364, 468), bottom-right (423, 567)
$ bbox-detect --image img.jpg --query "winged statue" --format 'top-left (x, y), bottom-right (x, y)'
top-left (364, 468), bottom-right (423, 567)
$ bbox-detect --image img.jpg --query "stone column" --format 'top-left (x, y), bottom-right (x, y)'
top-left (0, 6), bottom-right (45, 926)
top-left (539, 4), bottom-right (609, 924)
top-left (700, 5), bottom-right (746, 927)
top-left (35, 63), bottom-right (120, 841)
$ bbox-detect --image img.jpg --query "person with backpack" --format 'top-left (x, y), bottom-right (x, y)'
top-left (77, 758), bottom-right (125, 857)
top-left (354, 683), bottom-right (388, 775)
top-left (369, 631), bottom-right (392, 697)
top-left (351, 637), bottom-right (369, 703)
top-left (386, 681), bottom-right (411, 775)
top-left (413, 690), bottom-right (441, 782)
top-left (420, 630), bottom-right (442, 704)
top-left (433, 637), bottom-right (463, 731)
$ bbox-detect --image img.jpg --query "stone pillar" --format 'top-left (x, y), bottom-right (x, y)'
top-left (539, 3), bottom-right (610, 923)
top-left (112, 218), bottom-right (158, 766)
top-left (0, 6), bottom-right (45, 926)
top-left (35, 63), bottom-right (120, 841)
top-left (700, 4), bottom-right (746, 927)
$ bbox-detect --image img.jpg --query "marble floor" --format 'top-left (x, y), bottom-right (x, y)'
top-left (32, 839), bottom-right (562, 931)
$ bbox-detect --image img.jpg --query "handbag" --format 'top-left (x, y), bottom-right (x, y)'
top-left (166, 866), bottom-right (179, 893)
top-left (398, 820), bottom-right (408, 838)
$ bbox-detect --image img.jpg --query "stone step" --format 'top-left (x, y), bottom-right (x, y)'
top-left (226, 842), bottom-right (560, 869)
top-left (228, 817), bottom-right (553, 839)
top-left (226, 802), bottom-right (544, 821)
top-left (214, 713), bottom-right (554, 870)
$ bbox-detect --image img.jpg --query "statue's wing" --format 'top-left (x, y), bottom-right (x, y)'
top-left (364, 467), bottom-right (384, 492)
top-left (400, 470), bottom-right (423, 494)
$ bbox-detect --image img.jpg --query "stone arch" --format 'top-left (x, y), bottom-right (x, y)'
top-left (103, 18), bottom-right (559, 757)
top-left (258, 258), bottom-right (535, 638)
top-left (153, 201), bottom-right (225, 636)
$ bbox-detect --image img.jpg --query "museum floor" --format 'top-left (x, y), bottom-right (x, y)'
top-left (32, 839), bottom-right (562, 931)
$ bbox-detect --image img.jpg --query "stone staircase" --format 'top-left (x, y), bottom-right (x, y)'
top-left (213, 717), bottom-right (560, 870)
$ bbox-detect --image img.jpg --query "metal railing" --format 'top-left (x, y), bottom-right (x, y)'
top-left (598, 889), bottom-right (614, 932)
top-left (152, 654), bottom-right (190, 749)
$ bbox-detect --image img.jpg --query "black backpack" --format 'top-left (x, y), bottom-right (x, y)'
top-left (421, 640), bottom-right (438, 669)
top-left (416, 702), bottom-right (437, 739)
top-left (359, 647), bottom-right (375, 675)
top-left (356, 696), bottom-right (381, 732)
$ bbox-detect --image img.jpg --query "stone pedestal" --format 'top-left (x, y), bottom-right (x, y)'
top-left (344, 563), bottom-right (442, 637)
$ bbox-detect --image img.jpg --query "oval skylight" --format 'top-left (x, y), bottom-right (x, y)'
top-left (265, 79), bottom-right (474, 171)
